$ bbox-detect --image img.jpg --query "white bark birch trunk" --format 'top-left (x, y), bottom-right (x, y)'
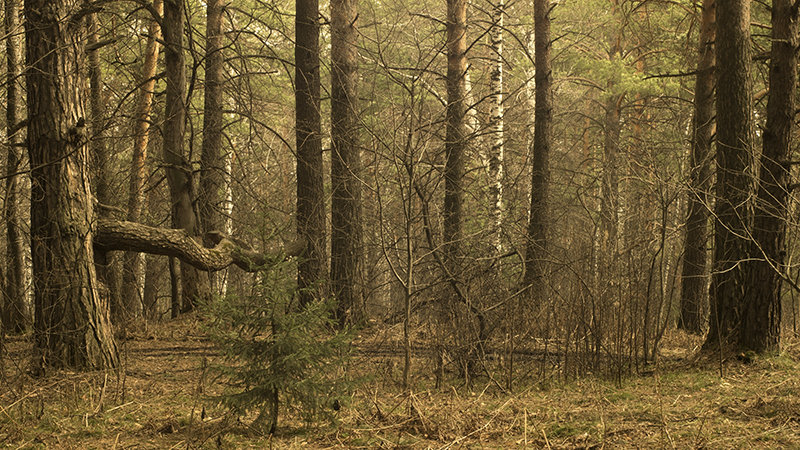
top-left (488, 0), bottom-right (504, 255)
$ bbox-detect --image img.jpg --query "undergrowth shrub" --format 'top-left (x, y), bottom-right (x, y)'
top-left (203, 260), bottom-right (354, 434)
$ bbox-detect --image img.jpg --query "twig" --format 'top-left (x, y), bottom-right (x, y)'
top-left (439, 397), bottom-right (513, 449)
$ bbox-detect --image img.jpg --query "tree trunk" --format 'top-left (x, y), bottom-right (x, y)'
top-left (596, 3), bottom-right (624, 357)
top-left (740, 0), bottom-right (797, 352)
top-left (601, 96), bottom-right (622, 258)
top-left (199, 0), bottom-right (226, 294)
top-left (704, 0), bottom-right (753, 351)
top-left (487, 0), bottom-right (504, 256)
top-left (3, 0), bottom-right (28, 333)
top-left (523, 0), bottom-right (552, 304)
top-left (163, 0), bottom-right (210, 313)
top-left (296, 0), bottom-right (327, 306)
top-left (88, 14), bottom-right (109, 206)
top-left (220, 151), bottom-right (234, 297)
top-left (331, 0), bottom-right (363, 324)
top-left (169, 257), bottom-right (181, 318)
top-left (679, 0), bottom-right (715, 335)
top-left (122, 0), bottom-right (163, 318)
top-left (444, 0), bottom-right (467, 269)
top-left (26, 0), bottom-right (118, 371)
top-left (88, 12), bottom-right (124, 319)
top-left (143, 254), bottom-right (163, 320)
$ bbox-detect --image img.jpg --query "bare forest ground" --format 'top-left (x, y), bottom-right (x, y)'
top-left (1, 315), bottom-right (799, 449)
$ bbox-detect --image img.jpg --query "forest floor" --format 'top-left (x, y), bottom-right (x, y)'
top-left (1, 314), bottom-right (799, 449)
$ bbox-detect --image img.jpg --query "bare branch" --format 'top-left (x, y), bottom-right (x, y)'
top-left (94, 219), bottom-right (304, 272)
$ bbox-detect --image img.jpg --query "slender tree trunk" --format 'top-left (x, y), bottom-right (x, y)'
top-left (123, 0), bottom-right (163, 317)
top-left (523, 0), bottom-right (552, 304)
top-left (88, 14), bottom-right (109, 206)
top-left (143, 254), bottom-right (163, 320)
top-left (26, 0), bottom-right (118, 371)
top-left (740, 0), bottom-right (797, 352)
top-left (463, 69), bottom-right (480, 138)
top-left (487, 0), bottom-right (504, 256)
top-left (601, 101), bottom-right (622, 258)
top-left (220, 151), bottom-right (234, 297)
top-left (704, 0), bottom-right (753, 351)
top-left (88, 13), bottom-right (124, 319)
top-left (680, 0), bottom-right (715, 335)
top-left (169, 257), bottom-right (181, 318)
top-left (163, 0), bottom-right (210, 313)
top-left (331, 0), bottom-right (363, 324)
top-left (296, 0), bottom-right (327, 305)
top-left (444, 0), bottom-right (467, 268)
top-left (600, 1), bottom-right (623, 268)
top-left (596, 3), bottom-right (624, 359)
top-left (145, 180), bottom-right (166, 320)
top-left (3, 0), bottom-right (28, 333)
top-left (199, 0), bottom-right (225, 294)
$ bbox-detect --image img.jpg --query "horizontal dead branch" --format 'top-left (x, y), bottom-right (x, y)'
top-left (94, 219), bottom-right (304, 272)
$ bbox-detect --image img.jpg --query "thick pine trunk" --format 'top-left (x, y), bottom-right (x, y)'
top-left (122, 0), bottom-right (163, 317)
top-left (163, 0), bottom-right (210, 313)
top-left (296, 0), bottom-right (327, 305)
top-left (523, 0), bottom-right (552, 304)
top-left (704, 0), bottom-right (753, 351)
top-left (444, 0), bottom-right (467, 269)
top-left (199, 0), bottom-right (225, 294)
top-left (680, 0), bottom-right (715, 335)
top-left (3, 0), bottom-right (28, 333)
top-left (26, 0), bottom-right (118, 371)
top-left (331, 0), bottom-right (363, 324)
top-left (740, 0), bottom-right (797, 352)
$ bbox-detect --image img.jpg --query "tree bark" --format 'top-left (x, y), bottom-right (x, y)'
top-left (94, 220), bottom-right (304, 272)
top-left (296, 0), bottom-right (327, 305)
top-left (163, 0), bottom-right (210, 313)
top-left (143, 254), bottom-right (163, 320)
top-left (88, 13), bottom-right (109, 206)
top-left (679, 0), bottom-right (715, 335)
top-left (122, 0), bottom-right (163, 318)
top-left (601, 97), bottom-right (622, 258)
top-left (444, 0), bottom-right (467, 269)
top-left (199, 0), bottom-right (226, 293)
top-left (487, 0), bottom-right (504, 256)
top-left (26, 0), bottom-right (118, 371)
top-left (740, 0), bottom-right (797, 352)
top-left (331, 0), bottom-right (363, 324)
top-left (220, 151), bottom-right (234, 297)
top-left (88, 12), bottom-right (124, 319)
top-left (704, 0), bottom-right (753, 351)
top-left (3, 0), bottom-right (28, 333)
top-left (523, 0), bottom-right (552, 305)
top-left (600, 2), bottom-right (623, 268)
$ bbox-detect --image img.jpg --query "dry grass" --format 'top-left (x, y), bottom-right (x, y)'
top-left (1, 317), bottom-right (799, 449)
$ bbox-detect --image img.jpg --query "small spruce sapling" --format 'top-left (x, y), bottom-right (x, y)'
top-left (203, 259), bottom-right (353, 434)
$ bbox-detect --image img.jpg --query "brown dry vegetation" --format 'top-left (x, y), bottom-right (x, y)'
top-left (1, 316), bottom-right (799, 449)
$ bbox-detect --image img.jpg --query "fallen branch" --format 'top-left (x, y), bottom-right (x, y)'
top-left (94, 219), bottom-right (304, 272)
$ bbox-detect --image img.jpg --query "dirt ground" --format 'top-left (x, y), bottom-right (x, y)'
top-left (1, 315), bottom-right (799, 449)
